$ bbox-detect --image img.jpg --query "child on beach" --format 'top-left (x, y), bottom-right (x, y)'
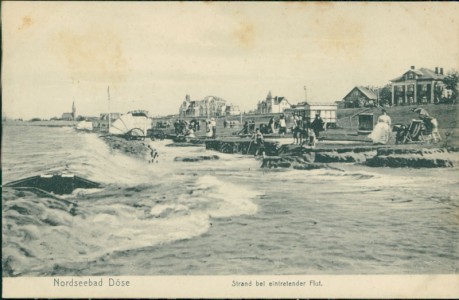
top-left (147, 145), bottom-right (159, 163)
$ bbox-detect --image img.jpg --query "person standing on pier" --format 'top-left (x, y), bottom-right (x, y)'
top-left (252, 128), bottom-right (266, 158)
top-left (297, 115), bottom-right (305, 145)
top-left (206, 120), bottom-right (213, 138)
top-left (279, 114), bottom-right (287, 136)
top-left (311, 113), bottom-right (324, 140)
top-left (210, 117), bottom-right (217, 139)
top-left (292, 113), bottom-right (300, 144)
top-left (268, 117), bottom-right (275, 134)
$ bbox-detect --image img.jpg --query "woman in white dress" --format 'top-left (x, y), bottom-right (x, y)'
top-left (368, 109), bottom-right (392, 145)
top-left (206, 121), bottom-right (213, 138)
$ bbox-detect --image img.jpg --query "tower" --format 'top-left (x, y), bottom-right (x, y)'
top-left (72, 99), bottom-right (76, 120)
top-left (266, 90), bottom-right (273, 100)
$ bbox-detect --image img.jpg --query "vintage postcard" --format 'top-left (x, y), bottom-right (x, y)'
top-left (2, 1), bottom-right (459, 298)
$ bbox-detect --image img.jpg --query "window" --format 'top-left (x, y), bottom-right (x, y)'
top-left (422, 84), bottom-right (428, 92)
top-left (407, 73), bottom-right (414, 80)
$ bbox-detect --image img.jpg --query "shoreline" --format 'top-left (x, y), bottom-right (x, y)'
top-left (96, 131), bottom-right (457, 169)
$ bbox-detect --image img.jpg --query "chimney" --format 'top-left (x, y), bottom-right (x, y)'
top-left (440, 67), bottom-right (444, 75)
top-left (435, 67), bottom-right (439, 74)
top-left (411, 66), bottom-right (415, 70)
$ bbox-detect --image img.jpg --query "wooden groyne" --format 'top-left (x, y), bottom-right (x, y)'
top-left (204, 138), bottom-right (281, 155)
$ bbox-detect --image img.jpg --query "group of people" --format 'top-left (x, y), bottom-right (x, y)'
top-left (174, 119), bottom-right (200, 136)
top-left (368, 107), bottom-right (441, 145)
top-left (239, 119), bottom-right (257, 135)
top-left (291, 113), bottom-right (325, 146)
top-left (413, 108), bottom-right (441, 143)
top-left (265, 115), bottom-right (287, 135)
top-left (238, 113), bottom-right (326, 147)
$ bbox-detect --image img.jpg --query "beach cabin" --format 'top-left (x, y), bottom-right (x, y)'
top-left (286, 102), bottom-right (337, 128)
top-left (358, 113), bottom-right (374, 134)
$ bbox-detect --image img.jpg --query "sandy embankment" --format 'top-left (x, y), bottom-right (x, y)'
top-left (100, 135), bottom-right (152, 161)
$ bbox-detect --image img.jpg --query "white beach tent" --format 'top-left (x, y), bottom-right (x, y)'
top-left (109, 110), bottom-right (152, 137)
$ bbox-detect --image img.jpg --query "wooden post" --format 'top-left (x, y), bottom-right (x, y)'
top-left (107, 86), bottom-right (111, 130)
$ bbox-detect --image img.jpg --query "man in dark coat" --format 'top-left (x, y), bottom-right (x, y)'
top-left (311, 114), bottom-right (324, 139)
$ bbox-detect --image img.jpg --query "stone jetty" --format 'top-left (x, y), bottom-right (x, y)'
top-left (204, 138), bottom-right (455, 169)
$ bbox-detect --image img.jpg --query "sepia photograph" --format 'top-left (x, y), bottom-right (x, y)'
top-left (2, 1), bottom-right (459, 298)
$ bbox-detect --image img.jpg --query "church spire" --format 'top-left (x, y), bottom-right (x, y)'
top-left (266, 90), bottom-right (272, 100)
top-left (72, 98), bottom-right (76, 120)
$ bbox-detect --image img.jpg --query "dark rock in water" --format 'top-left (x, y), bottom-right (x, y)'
top-left (366, 147), bottom-right (454, 168)
top-left (166, 143), bottom-right (204, 147)
top-left (261, 156), bottom-right (329, 170)
top-left (314, 151), bottom-right (376, 163)
top-left (278, 162), bottom-right (292, 168)
top-left (293, 163), bottom-right (325, 170)
top-left (376, 148), bottom-right (447, 156)
top-left (366, 155), bottom-right (453, 168)
top-left (3, 174), bottom-right (101, 195)
top-left (174, 155), bottom-right (220, 162)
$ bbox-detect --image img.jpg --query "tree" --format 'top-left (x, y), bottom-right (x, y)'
top-left (378, 85), bottom-right (392, 107)
top-left (443, 70), bottom-right (459, 104)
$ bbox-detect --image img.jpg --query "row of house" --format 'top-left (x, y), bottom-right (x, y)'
top-left (341, 66), bottom-right (453, 108)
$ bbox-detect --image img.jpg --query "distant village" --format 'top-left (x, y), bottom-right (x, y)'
top-left (4, 65), bottom-right (457, 123)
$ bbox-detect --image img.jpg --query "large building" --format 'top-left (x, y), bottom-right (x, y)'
top-left (179, 95), bottom-right (240, 118)
top-left (256, 91), bottom-right (291, 114)
top-left (342, 86), bottom-right (378, 108)
top-left (390, 66), bottom-right (446, 106)
top-left (61, 100), bottom-right (77, 120)
top-left (61, 113), bottom-right (74, 121)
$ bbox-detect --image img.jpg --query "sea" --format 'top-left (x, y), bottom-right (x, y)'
top-left (2, 125), bottom-right (459, 276)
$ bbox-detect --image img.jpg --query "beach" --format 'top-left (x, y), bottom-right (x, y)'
top-left (2, 121), bottom-right (459, 276)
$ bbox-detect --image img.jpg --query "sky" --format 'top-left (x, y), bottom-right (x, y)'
top-left (3, 1), bottom-right (459, 119)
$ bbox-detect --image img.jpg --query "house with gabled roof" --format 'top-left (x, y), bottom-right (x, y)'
top-left (256, 91), bottom-right (291, 114)
top-left (342, 86), bottom-right (378, 108)
top-left (390, 66), bottom-right (446, 106)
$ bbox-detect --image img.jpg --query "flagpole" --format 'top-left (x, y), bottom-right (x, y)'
top-left (304, 85), bottom-right (307, 102)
